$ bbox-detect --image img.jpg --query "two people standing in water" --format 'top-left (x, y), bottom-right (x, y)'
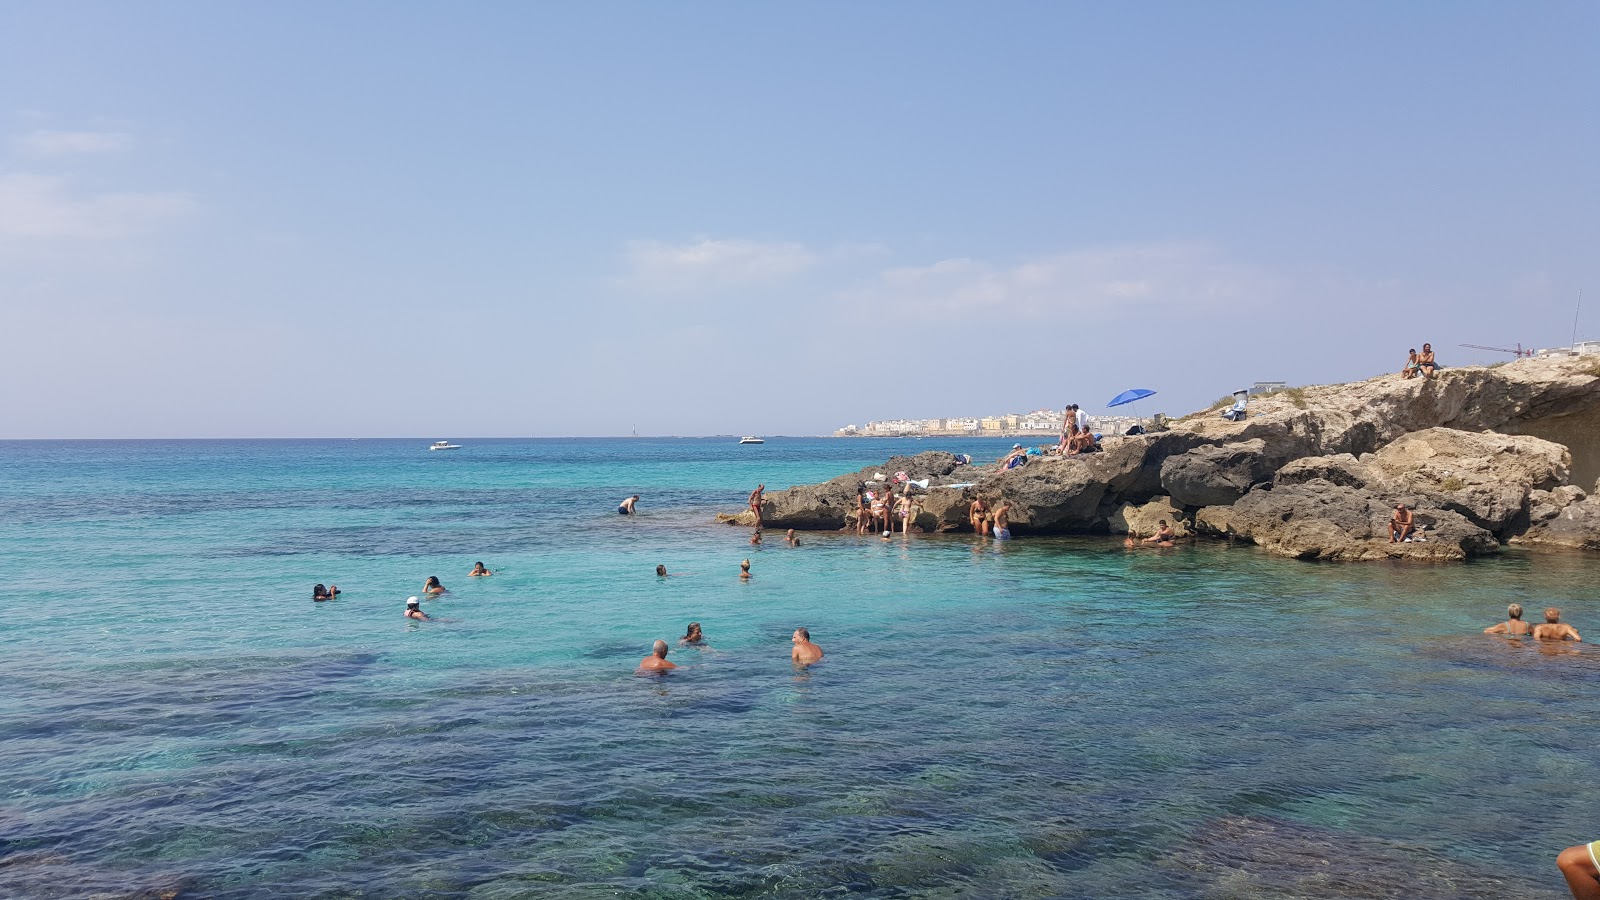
top-left (636, 624), bottom-right (823, 674)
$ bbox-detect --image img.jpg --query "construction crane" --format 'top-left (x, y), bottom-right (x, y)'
top-left (1459, 342), bottom-right (1534, 358)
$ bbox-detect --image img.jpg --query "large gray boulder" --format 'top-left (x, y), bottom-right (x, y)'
top-left (1207, 479), bottom-right (1497, 561)
top-left (1160, 438), bottom-right (1282, 507)
top-left (1273, 428), bottom-right (1569, 538)
top-left (1173, 355), bottom-right (1600, 485)
top-left (1511, 486), bottom-right (1600, 550)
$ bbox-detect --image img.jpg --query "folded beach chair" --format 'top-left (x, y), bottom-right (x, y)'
top-left (1220, 390), bottom-right (1248, 422)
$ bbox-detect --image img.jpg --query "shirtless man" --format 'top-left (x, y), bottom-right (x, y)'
top-left (1070, 405), bottom-right (1093, 454)
top-left (1533, 608), bottom-right (1582, 642)
top-left (748, 484), bottom-right (765, 528)
top-left (750, 530), bottom-right (763, 546)
top-left (1483, 603), bottom-right (1533, 636)
top-left (1417, 343), bottom-right (1438, 378)
top-left (992, 501), bottom-right (1012, 540)
top-left (637, 639), bottom-right (677, 672)
top-left (785, 528), bottom-right (799, 546)
top-left (791, 627), bottom-right (824, 665)
top-left (1389, 504), bottom-right (1415, 542)
top-left (969, 497), bottom-right (990, 536)
top-left (618, 495), bottom-right (640, 515)
top-left (404, 597), bottom-right (429, 620)
top-left (1141, 520), bottom-right (1177, 547)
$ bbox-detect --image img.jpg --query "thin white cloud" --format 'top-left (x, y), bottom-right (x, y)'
top-left (619, 236), bottom-right (819, 292)
top-left (843, 241), bottom-right (1281, 320)
top-left (0, 172), bottom-right (196, 240)
top-left (17, 129), bottom-right (132, 156)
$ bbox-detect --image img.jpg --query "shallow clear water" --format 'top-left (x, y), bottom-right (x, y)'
top-left (1, 438), bottom-right (1595, 898)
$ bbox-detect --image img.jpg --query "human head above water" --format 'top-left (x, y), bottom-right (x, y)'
top-left (1507, 603), bottom-right (1523, 620)
top-left (406, 596), bottom-right (420, 608)
top-left (651, 639), bottom-right (669, 657)
top-left (794, 627), bottom-right (810, 641)
top-left (684, 621), bottom-right (702, 639)
top-left (656, 565), bottom-right (667, 576)
top-left (1545, 607), bottom-right (1561, 623)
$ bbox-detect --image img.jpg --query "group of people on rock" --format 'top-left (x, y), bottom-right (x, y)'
top-left (1401, 343), bottom-right (1440, 379)
top-left (851, 482), bottom-right (925, 536)
top-left (1056, 403), bottom-right (1097, 455)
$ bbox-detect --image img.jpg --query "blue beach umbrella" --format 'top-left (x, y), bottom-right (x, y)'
top-left (1107, 388), bottom-right (1157, 424)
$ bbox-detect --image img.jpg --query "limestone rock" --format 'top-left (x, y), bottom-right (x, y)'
top-left (1511, 487), bottom-right (1600, 550)
top-left (1108, 496), bottom-right (1189, 538)
top-left (1160, 438), bottom-right (1282, 507)
top-left (750, 451), bottom-right (966, 530)
top-left (1221, 479), bottom-right (1497, 561)
top-left (1272, 428), bottom-right (1570, 538)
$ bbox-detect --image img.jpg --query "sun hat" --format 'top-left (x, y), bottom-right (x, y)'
top-left (406, 596), bottom-right (420, 607)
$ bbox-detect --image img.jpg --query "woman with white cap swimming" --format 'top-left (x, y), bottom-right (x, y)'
top-left (404, 597), bottom-right (430, 620)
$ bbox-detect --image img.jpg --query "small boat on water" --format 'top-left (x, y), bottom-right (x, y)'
top-left (429, 441), bottom-right (462, 451)
top-left (738, 436), bottom-right (765, 444)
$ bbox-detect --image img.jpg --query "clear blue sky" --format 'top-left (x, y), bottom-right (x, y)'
top-left (3, 2), bottom-right (1595, 438)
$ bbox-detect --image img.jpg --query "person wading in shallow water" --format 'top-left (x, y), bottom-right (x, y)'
top-left (791, 628), bottom-right (824, 666)
top-left (1483, 603), bottom-right (1533, 636)
top-left (1533, 608), bottom-right (1582, 642)
top-left (637, 640), bottom-right (676, 672)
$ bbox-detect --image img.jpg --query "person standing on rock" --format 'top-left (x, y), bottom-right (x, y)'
top-left (1389, 504), bottom-right (1415, 542)
top-left (969, 496), bottom-right (990, 537)
top-left (748, 484), bottom-right (765, 528)
top-left (1533, 608), bottom-right (1582, 642)
top-left (992, 501), bottom-right (1012, 540)
top-left (1484, 604), bottom-right (1533, 635)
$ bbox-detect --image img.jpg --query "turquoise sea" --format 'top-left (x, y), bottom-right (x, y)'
top-left (1, 437), bottom-right (1596, 898)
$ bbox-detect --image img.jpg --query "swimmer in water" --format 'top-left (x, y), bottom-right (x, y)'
top-left (469, 562), bottom-right (491, 576)
top-left (637, 639), bottom-right (676, 672)
top-left (791, 627), bottom-right (824, 666)
top-left (740, 559), bottom-right (752, 580)
top-left (751, 530), bottom-right (763, 546)
top-left (1483, 603), bottom-right (1533, 636)
top-left (313, 583), bottom-right (340, 602)
top-left (1141, 520), bottom-right (1177, 548)
top-left (404, 597), bottom-right (429, 620)
top-left (618, 494), bottom-right (640, 515)
top-left (1533, 608), bottom-right (1582, 642)
top-left (786, 528), bottom-right (799, 546)
top-left (656, 565), bottom-right (668, 577)
top-left (679, 622), bottom-right (704, 646)
top-left (423, 576), bottom-right (448, 596)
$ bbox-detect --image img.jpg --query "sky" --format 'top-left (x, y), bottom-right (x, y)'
top-left (2, 2), bottom-right (1596, 438)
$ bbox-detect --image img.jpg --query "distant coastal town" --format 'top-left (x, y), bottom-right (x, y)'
top-left (835, 408), bottom-right (1147, 439)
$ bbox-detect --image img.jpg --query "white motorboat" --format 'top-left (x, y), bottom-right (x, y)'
top-left (429, 441), bottom-right (462, 451)
top-left (738, 436), bottom-right (765, 444)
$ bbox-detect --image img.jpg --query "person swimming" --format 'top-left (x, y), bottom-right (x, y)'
top-left (423, 576), bottom-right (447, 596)
top-left (791, 627), bottom-right (824, 666)
top-left (1484, 603), bottom-right (1533, 636)
top-left (404, 597), bottom-right (429, 620)
top-left (739, 559), bottom-right (752, 580)
top-left (785, 528), bottom-right (799, 546)
top-left (680, 622), bottom-right (704, 646)
top-left (313, 583), bottom-right (340, 601)
top-left (656, 564), bottom-right (668, 577)
top-left (468, 562), bottom-right (491, 576)
top-left (637, 639), bottom-right (676, 672)
top-left (750, 530), bottom-right (763, 546)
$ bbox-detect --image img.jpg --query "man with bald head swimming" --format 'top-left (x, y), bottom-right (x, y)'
top-left (637, 640), bottom-right (677, 672)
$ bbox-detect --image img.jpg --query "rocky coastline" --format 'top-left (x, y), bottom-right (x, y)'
top-left (724, 356), bottom-right (1600, 561)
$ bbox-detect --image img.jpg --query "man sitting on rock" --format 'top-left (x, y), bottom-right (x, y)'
top-left (1533, 608), bottom-right (1582, 642)
top-left (1483, 603), bottom-right (1533, 636)
top-left (1389, 503), bottom-right (1415, 542)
